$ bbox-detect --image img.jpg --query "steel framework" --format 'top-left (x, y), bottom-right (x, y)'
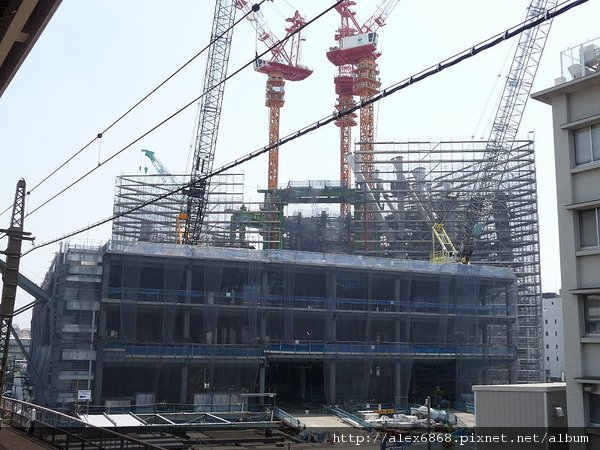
top-left (328, 0), bottom-right (400, 217)
top-left (350, 140), bottom-right (542, 382)
top-left (185, 0), bottom-right (237, 245)
top-left (0, 179), bottom-right (32, 394)
top-left (458, 0), bottom-right (555, 263)
top-left (111, 137), bottom-right (543, 382)
top-left (113, 173), bottom-right (248, 246)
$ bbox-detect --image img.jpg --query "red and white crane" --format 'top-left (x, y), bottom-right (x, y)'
top-left (327, 0), bottom-right (400, 217)
top-left (235, 1), bottom-right (312, 192)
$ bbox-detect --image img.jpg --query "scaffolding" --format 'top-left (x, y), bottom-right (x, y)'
top-left (110, 139), bottom-right (541, 383)
top-left (112, 173), bottom-right (286, 249)
top-left (348, 140), bottom-right (542, 383)
top-left (32, 242), bottom-right (518, 411)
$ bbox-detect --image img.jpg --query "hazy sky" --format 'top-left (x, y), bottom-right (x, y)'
top-left (1, 0), bottom-right (598, 328)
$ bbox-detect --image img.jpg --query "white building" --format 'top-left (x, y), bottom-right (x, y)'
top-left (532, 38), bottom-right (600, 446)
top-left (542, 293), bottom-right (565, 381)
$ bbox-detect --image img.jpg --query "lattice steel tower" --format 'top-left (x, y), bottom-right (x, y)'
top-left (184, 0), bottom-right (237, 245)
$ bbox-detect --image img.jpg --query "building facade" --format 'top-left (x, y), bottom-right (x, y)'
top-left (532, 39), bottom-right (600, 444)
top-left (542, 293), bottom-right (565, 381)
top-left (31, 241), bottom-right (518, 412)
top-left (30, 242), bottom-right (102, 408)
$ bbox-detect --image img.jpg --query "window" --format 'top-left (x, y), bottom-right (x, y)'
top-left (555, 319), bottom-right (558, 324)
top-left (556, 344), bottom-right (559, 349)
top-left (579, 208), bottom-right (600, 248)
top-left (556, 357), bottom-right (559, 361)
top-left (545, 319), bottom-right (548, 324)
top-left (590, 394), bottom-right (600, 425)
top-left (584, 294), bottom-right (600, 334)
top-left (555, 331), bottom-right (558, 336)
top-left (546, 356), bottom-right (550, 361)
top-left (574, 124), bottom-right (600, 165)
top-left (545, 331), bottom-right (549, 336)
top-left (546, 344), bottom-right (549, 349)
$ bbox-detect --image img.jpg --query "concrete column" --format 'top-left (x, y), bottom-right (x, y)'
top-left (300, 367), bottom-right (307, 401)
top-left (326, 361), bottom-right (336, 404)
top-left (183, 264), bottom-right (192, 341)
top-left (260, 314), bottom-right (267, 343)
top-left (259, 363), bottom-right (266, 405)
top-left (455, 359), bottom-right (462, 401)
top-left (325, 269), bottom-right (336, 341)
top-left (394, 361), bottom-right (402, 400)
top-left (93, 353), bottom-right (103, 404)
top-left (180, 366), bottom-right (188, 404)
top-left (261, 271), bottom-right (268, 296)
top-left (393, 361), bottom-right (409, 409)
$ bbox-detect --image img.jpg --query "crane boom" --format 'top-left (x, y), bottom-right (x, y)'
top-left (362, 0), bottom-right (400, 32)
top-left (141, 149), bottom-right (181, 187)
top-left (457, 0), bottom-right (555, 263)
top-left (184, 0), bottom-right (237, 245)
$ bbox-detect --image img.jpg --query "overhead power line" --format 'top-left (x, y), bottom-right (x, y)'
top-left (19, 1), bottom-right (344, 220)
top-left (0, 0), bottom-right (269, 220)
top-left (22, 0), bottom-right (588, 256)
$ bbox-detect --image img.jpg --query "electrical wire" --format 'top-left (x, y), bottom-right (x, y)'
top-left (23, 0), bottom-right (588, 256)
top-left (21, 1), bottom-right (345, 220)
top-left (471, 39), bottom-right (517, 139)
top-left (0, 0), bottom-right (268, 219)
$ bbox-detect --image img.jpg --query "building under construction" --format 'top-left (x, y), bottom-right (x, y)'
top-left (111, 139), bottom-right (542, 383)
top-left (30, 239), bottom-right (518, 411)
top-left (27, 0), bottom-right (546, 413)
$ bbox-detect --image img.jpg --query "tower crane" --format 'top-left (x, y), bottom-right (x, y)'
top-left (235, 1), bottom-right (312, 190)
top-left (433, 0), bottom-right (556, 264)
top-left (141, 149), bottom-right (188, 243)
top-left (141, 149), bottom-right (180, 186)
top-left (235, 1), bottom-right (312, 249)
top-left (327, 0), bottom-right (400, 217)
top-left (183, 0), bottom-right (237, 245)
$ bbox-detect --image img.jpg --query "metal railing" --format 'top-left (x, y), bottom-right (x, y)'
top-left (102, 341), bottom-right (516, 359)
top-left (273, 406), bottom-right (305, 430)
top-left (0, 397), bottom-right (165, 449)
top-left (327, 405), bottom-right (372, 431)
top-left (104, 287), bottom-right (514, 317)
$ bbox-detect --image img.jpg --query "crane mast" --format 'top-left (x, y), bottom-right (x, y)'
top-left (457, 0), bottom-right (556, 263)
top-left (328, 0), bottom-right (400, 217)
top-left (236, 2), bottom-right (312, 191)
top-left (184, 0), bottom-right (237, 245)
top-left (332, 1), bottom-right (359, 217)
top-left (354, 0), bottom-right (399, 177)
top-left (236, 1), bottom-right (311, 248)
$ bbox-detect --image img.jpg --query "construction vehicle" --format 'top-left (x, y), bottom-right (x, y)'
top-left (327, 0), bottom-right (400, 217)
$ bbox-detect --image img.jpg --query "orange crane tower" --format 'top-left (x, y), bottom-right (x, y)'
top-left (235, 2), bottom-right (312, 190)
top-left (327, 1), bottom-right (400, 216)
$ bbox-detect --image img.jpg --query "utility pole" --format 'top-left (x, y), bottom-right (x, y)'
top-left (0, 179), bottom-right (33, 397)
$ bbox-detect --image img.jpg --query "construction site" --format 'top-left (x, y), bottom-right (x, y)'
top-left (15, 0), bottom-right (551, 419)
